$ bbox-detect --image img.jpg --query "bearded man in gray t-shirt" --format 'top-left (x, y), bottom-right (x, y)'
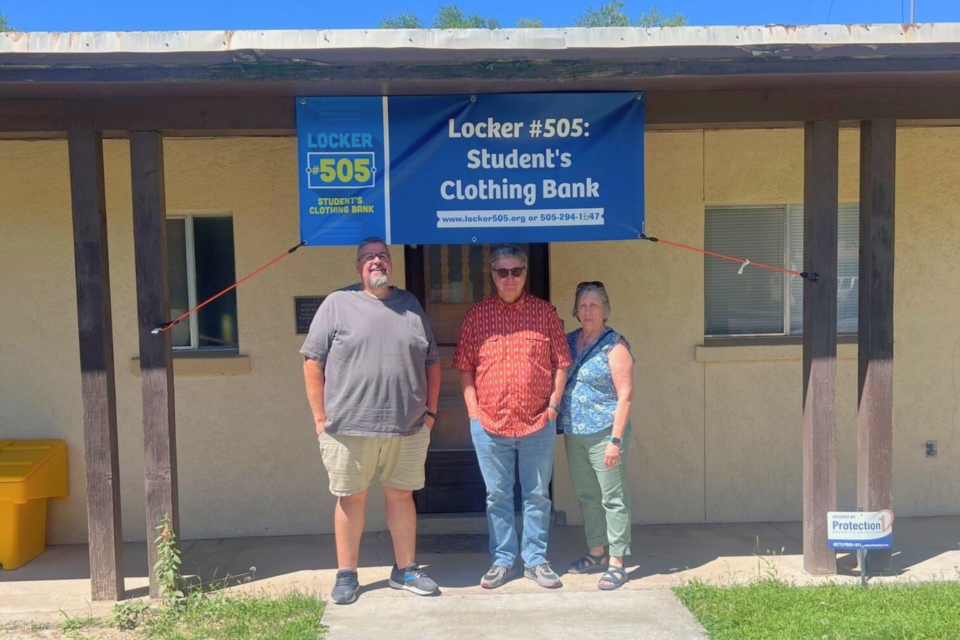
top-left (301, 237), bottom-right (441, 604)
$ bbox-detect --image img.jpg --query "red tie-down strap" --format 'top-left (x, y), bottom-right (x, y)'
top-left (152, 240), bottom-right (306, 335)
top-left (640, 234), bottom-right (819, 282)
top-left (152, 232), bottom-right (819, 337)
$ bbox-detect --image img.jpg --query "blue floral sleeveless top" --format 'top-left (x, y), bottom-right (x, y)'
top-left (559, 327), bottom-right (633, 436)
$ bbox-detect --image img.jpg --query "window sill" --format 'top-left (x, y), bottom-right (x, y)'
top-left (130, 353), bottom-right (251, 377)
top-left (696, 337), bottom-right (858, 363)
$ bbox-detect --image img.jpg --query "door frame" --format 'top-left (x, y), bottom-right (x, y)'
top-left (404, 243), bottom-right (550, 308)
top-left (405, 243), bottom-right (551, 514)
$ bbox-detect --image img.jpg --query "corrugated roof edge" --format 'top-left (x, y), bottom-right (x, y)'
top-left (1, 23), bottom-right (958, 55)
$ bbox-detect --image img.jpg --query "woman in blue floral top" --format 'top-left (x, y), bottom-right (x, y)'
top-left (559, 282), bottom-right (634, 590)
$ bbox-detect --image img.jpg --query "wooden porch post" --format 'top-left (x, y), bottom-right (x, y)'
top-left (129, 131), bottom-right (180, 598)
top-left (68, 128), bottom-right (125, 601)
top-left (857, 120), bottom-right (896, 573)
top-left (802, 121), bottom-right (839, 575)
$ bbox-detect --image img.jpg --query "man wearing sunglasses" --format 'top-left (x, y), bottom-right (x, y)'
top-left (453, 245), bottom-right (572, 589)
top-left (301, 237), bottom-right (441, 604)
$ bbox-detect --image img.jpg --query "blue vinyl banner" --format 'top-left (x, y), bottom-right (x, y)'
top-left (297, 97), bottom-right (388, 245)
top-left (297, 93), bottom-right (644, 246)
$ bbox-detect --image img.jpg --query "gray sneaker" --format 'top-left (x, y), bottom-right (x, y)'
top-left (389, 563), bottom-right (439, 596)
top-left (524, 562), bottom-right (562, 589)
top-left (480, 563), bottom-right (517, 589)
top-left (331, 569), bottom-right (359, 604)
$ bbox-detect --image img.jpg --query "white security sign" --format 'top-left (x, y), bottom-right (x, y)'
top-left (827, 510), bottom-right (894, 550)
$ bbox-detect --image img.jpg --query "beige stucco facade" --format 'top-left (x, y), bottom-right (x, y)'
top-left (2, 128), bottom-right (958, 545)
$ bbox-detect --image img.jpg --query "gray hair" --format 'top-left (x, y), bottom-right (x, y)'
top-left (489, 245), bottom-right (528, 270)
top-left (573, 284), bottom-right (611, 321)
top-left (356, 236), bottom-right (388, 259)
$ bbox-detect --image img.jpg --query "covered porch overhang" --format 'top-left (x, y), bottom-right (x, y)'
top-left (0, 23), bottom-right (917, 599)
top-left (4, 24), bottom-right (960, 134)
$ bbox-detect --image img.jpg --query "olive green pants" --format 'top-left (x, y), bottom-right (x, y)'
top-left (564, 429), bottom-right (632, 557)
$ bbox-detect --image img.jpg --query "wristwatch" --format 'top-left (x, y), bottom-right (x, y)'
top-left (548, 404), bottom-right (559, 412)
top-left (608, 436), bottom-right (623, 447)
top-left (426, 410), bottom-right (438, 420)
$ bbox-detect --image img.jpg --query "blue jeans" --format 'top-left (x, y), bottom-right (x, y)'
top-left (470, 418), bottom-right (556, 569)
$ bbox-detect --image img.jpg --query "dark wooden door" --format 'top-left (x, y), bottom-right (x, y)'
top-left (406, 244), bottom-right (549, 514)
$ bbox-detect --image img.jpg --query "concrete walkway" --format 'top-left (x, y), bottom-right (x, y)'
top-left (323, 590), bottom-right (706, 640)
top-left (2, 517), bottom-right (959, 637)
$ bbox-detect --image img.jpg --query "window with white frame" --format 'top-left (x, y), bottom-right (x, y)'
top-left (166, 215), bottom-right (240, 351)
top-left (704, 204), bottom-right (859, 337)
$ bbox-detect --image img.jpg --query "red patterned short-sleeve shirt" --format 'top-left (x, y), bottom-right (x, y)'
top-left (453, 293), bottom-right (573, 437)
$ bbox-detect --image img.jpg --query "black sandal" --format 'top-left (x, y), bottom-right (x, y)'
top-left (598, 566), bottom-right (628, 591)
top-left (568, 552), bottom-right (609, 574)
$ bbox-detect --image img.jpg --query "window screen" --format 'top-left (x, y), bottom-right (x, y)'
top-left (705, 207), bottom-right (786, 335)
top-left (788, 204), bottom-right (860, 334)
top-left (705, 204), bottom-right (860, 337)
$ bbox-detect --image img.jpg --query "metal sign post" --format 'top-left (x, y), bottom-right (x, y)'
top-left (858, 548), bottom-right (868, 587)
top-left (858, 507), bottom-right (867, 588)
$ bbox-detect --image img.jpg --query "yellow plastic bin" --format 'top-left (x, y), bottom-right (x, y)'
top-left (0, 439), bottom-right (68, 570)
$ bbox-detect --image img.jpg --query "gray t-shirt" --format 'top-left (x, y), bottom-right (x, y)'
top-left (300, 285), bottom-right (439, 437)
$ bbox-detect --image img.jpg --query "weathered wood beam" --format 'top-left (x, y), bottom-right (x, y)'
top-left (802, 120), bottom-right (839, 576)
top-left (0, 97), bottom-right (295, 133)
top-left (857, 119), bottom-right (896, 573)
top-left (68, 127), bottom-right (125, 601)
top-left (4, 86), bottom-right (960, 134)
top-left (129, 131), bottom-right (180, 598)
top-left (645, 87), bottom-right (960, 127)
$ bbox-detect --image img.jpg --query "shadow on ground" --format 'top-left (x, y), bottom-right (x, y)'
top-left (5, 516), bottom-right (958, 593)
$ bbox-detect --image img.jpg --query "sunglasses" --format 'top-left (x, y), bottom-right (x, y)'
top-left (494, 267), bottom-right (526, 279)
top-left (576, 281), bottom-right (605, 291)
top-left (358, 252), bottom-right (391, 264)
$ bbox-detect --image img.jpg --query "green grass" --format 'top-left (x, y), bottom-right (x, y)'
top-left (45, 592), bottom-right (325, 640)
top-left (59, 613), bottom-right (104, 633)
top-left (143, 592), bottom-right (325, 640)
top-left (675, 580), bottom-right (960, 640)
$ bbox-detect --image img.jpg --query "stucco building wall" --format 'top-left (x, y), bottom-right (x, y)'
top-left (1, 129), bottom-right (958, 544)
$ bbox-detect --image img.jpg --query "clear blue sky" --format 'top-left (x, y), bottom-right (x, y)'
top-left (2, 0), bottom-right (958, 32)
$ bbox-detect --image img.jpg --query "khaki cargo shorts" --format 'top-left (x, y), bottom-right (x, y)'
top-left (317, 427), bottom-right (431, 497)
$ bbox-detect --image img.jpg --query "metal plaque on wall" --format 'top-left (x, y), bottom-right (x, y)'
top-left (295, 296), bottom-right (326, 335)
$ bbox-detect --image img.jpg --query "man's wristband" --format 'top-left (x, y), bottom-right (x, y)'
top-left (548, 404), bottom-right (559, 412)
top-left (426, 410), bottom-right (438, 420)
